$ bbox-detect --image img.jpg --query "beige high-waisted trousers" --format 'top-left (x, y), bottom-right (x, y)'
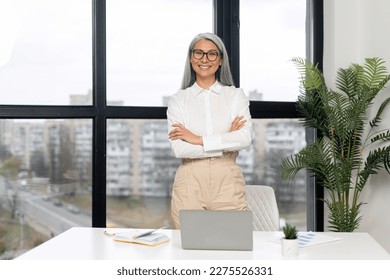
top-left (171, 151), bottom-right (248, 229)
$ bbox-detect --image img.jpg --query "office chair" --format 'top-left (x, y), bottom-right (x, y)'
top-left (245, 185), bottom-right (280, 231)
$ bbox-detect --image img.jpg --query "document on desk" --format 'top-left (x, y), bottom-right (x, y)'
top-left (271, 232), bottom-right (343, 247)
top-left (112, 228), bottom-right (170, 246)
top-left (297, 232), bottom-right (343, 247)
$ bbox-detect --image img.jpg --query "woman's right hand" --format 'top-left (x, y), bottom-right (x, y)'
top-left (229, 116), bottom-right (246, 132)
top-left (169, 123), bottom-right (203, 146)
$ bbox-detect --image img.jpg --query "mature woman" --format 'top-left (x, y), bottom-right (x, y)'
top-left (167, 32), bottom-right (253, 229)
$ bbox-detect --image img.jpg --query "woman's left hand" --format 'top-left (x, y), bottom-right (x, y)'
top-left (229, 116), bottom-right (246, 132)
top-left (169, 123), bottom-right (203, 145)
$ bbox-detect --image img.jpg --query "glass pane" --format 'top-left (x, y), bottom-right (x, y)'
top-left (106, 119), bottom-right (307, 230)
top-left (0, 119), bottom-right (92, 259)
top-left (240, 0), bottom-right (306, 102)
top-left (0, 0), bottom-right (92, 105)
top-left (106, 0), bottom-right (213, 106)
top-left (106, 119), bottom-right (177, 228)
top-left (249, 119), bottom-right (307, 230)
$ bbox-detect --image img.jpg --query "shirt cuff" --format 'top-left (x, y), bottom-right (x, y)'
top-left (203, 135), bottom-right (222, 152)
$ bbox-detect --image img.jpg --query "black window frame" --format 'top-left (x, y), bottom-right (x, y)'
top-left (0, 0), bottom-right (323, 230)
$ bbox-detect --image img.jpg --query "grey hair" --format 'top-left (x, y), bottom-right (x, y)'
top-left (181, 32), bottom-right (234, 89)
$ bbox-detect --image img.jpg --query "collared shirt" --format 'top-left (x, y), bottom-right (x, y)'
top-left (167, 82), bottom-right (253, 158)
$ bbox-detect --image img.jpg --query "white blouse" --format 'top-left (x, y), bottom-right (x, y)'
top-left (167, 82), bottom-right (253, 159)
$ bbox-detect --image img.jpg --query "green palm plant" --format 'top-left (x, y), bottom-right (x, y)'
top-left (281, 57), bottom-right (390, 232)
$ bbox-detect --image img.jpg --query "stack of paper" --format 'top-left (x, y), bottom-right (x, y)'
top-left (297, 232), bottom-right (343, 247)
top-left (270, 231), bottom-right (343, 247)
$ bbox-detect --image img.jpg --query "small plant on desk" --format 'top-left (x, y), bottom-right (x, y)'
top-left (282, 223), bottom-right (298, 239)
top-left (281, 223), bottom-right (299, 257)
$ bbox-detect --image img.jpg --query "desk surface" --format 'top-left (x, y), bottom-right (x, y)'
top-left (16, 227), bottom-right (390, 260)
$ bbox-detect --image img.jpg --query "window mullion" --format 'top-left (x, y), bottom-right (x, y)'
top-left (213, 0), bottom-right (240, 87)
top-left (92, 0), bottom-right (107, 227)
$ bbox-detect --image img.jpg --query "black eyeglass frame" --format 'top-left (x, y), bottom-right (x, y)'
top-left (191, 49), bottom-right (221, 61)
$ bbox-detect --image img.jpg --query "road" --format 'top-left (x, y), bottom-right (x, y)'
top-left (0, 176), bottom-right (90, 236)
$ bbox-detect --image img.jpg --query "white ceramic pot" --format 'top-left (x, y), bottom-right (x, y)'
top-left (281, 238), bottom-right (299, 257)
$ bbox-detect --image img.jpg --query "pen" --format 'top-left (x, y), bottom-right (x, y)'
top-left (104, 230), bottom-right (132, 237)
top-left (133, 226), bottom-right (166, 239)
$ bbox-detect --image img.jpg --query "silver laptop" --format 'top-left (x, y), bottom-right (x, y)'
top-left (179, 210), bottom-right (253, 251)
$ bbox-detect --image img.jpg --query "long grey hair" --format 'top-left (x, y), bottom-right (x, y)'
top-left (181, 33), bottom-right (234, 89)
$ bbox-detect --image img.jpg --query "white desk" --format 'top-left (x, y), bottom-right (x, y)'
top-left (16, 227), bottom-right (390, 260)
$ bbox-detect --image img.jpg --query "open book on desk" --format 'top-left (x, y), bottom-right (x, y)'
top-left (112, 227), bottom-right (170, 246)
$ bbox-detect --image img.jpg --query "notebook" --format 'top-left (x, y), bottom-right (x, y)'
top-left (179, 210), bottom-right (253, 251)
top-left (112, 228), bottom-right (170, 246)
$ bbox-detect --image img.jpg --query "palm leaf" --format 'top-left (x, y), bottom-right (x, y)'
top-left (370, 130), bottom-right (390, 143)
top-left (326, 200), bottom-right (363, 232)
top-left (336, 65), bottom-right (363, 98)
top-left (357, 146), bottom-right (390, 191)
top-left (291, 57), bottom-right (324, 91)
top-left (362, 57), bottom-right (389, 89)
top-left (370, 97), bottom-right (390, 127)
top-left (281, 139), bottom-right (332, 181)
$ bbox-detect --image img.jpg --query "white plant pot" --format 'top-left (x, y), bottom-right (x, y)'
top-left (281, 238), bottom-right (299, 257)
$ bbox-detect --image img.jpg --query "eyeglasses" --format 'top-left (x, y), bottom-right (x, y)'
top-left (192, 49), bottom-right (220, 62)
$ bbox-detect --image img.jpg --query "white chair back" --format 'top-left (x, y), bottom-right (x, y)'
top-left (245, 185), bottom-right (280, 231)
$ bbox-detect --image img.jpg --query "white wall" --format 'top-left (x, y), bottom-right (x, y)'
top-left (323, 0), bottom-right (390, 252)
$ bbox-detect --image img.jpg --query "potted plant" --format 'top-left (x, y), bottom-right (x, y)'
top-left (281, 223), bottom-right (299, 257)
top-left (281, 57), bottom-right (390, 232)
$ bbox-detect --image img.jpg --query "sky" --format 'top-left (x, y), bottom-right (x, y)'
top-left (0, 0), bottom-right (306, 106)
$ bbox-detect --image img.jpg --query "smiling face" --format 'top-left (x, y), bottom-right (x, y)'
top-left (190, 39), bottom-right (222, 88)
